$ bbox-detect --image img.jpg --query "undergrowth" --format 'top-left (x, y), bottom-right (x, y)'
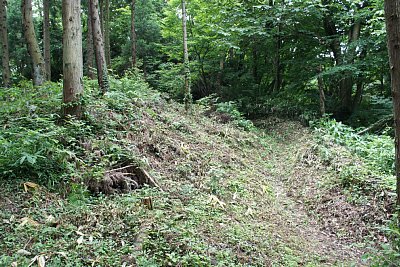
top-left (1, 74), bottom-right (398, 266)
top-left (312, 118), bottom-right (399, 265)
top-left (0, 75), bottom-right (292, 266)
top-left (312, 118), bottom-right (395, 192)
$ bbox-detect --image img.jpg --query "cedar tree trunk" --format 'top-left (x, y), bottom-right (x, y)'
top-left (62, 0), bottom-right (83, 118)
top-left (384, 0), bottom-right (400, 207)
top-left (89, 0), bottom-right (109, 93)
top-left (21, 0), bottom-right (46, 86)
top-left (86, 6), bottom-right (95, 79)
top-left (0, 0), bottom-right (10, 87)
top-left (131, 0), bottom-right (136, 67)
top-left (43, 0), bottom-right (51, 80)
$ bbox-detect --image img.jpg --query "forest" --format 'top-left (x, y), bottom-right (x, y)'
top-left (1, 0), bottom-right (400, 266)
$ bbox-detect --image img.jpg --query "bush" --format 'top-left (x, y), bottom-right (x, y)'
top-left (369, 217), bottom-right (400, 266)
top-left (313, 118), bottom-right (395, 176)
top-left (215, 101), bottom-right (255, 131)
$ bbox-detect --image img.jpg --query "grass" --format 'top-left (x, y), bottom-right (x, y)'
top-left (0, 75), bottom-right (392, 266)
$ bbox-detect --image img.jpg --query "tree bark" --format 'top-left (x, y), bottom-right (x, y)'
top-left (339, 20), bottom-right (362, 116)
top-left (21, 0), bottom-right (46, 86)
top-left (273, 27), bottom-right (282, 93)
top-left (86, 5), bottom-right (95, 79)
top-left (322, 1), bottom-right (364, 119)
top-left (103, 0), bottom-right (110, 66)
top-left (62, 0), bottom-right (83, 118)
top-left (89, 0), bottom-right (109, 93)
top-left (384, 0), bottom-right (400, 207)
top-left (43, 0), bottom-right (51, 80)
top-left (273, 0), bottom-right (284, 93)
top-left (318, 66), bottom-right (326, 116)
top-left (181, 0), bottom-right (191, 111)
top-left (131, 0), bottom-right (136, 68)
top-left (216, 52), bottom-right (224, 89)
top-left (0, 0), bottom-right (10, 87)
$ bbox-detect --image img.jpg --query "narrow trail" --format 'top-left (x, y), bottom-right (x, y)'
top-left (257, 119), bottom-right (367, 265)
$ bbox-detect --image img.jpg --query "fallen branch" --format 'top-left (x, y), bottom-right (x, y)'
top-left (105, 165), bottom-right (136, 173)
top-left (136, 167), bottom-right (164, 192)
top-left (357, 115), bottom-right (393, 135)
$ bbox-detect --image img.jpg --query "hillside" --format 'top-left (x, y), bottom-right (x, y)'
top-left (1, 78), bottom-right (390, 266)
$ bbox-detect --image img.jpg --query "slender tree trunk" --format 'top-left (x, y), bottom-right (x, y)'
top-left (318, 65), bottom-right (326, 116)
top-left (62, 0), bottom-right (83, 118)
top-left (0, 0), bottom-right (10, 87)
top-left (103, 0), bottom-right (110, 66)
top-left (353, 81), bottom-right (364, 110)
top-left (216, 52), bottom-right (224, 89)
top-left (131, 0), bottom-right (136, 68)
top-left (89, 0), bottom-right (109, 93)
top-left (143, 56), bottom-right (147, 79)
top-left (252, 39), bottom-right (259, 83)
top-left (384, 0), bottom-right (400, 208)
top-left (273, 2), bottom-right (284, 93)
top-left (43, 0), bottom-right (51, 80)
top-left (273, 29), bottom-right (282, 93)
top-left (99, 0), bottom-right (104, 33)
top-left (21, 0), bottom-right (46, 86)
top-left (86, 6), bottom-right (95, 79)
top-left (181, 0), bottom-right (191, 111)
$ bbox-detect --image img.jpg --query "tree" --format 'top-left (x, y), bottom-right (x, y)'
top-left (86, 4), bottom-right (95, 79)
top-left (0, 0), bottom-right (10, 87)
top-left (103, 0), bottom-right (110, 65)
top-left (384, 0), bottom-right (400, 207)
top-left (89, 0), bottom-right (109, 93)
top-left (43, 0), bottom-right (51, 80)
top-left (131, 0), bottom-right (136, 67)
top-left (181, 0), bottom-right (191, 111)
top-left (62, 0), bottom-right (83, 118)
top-left (21, 0), bottom-right (46, 86)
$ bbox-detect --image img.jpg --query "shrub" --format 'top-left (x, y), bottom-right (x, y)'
top-left (215, 101), bottom-right (255, 131)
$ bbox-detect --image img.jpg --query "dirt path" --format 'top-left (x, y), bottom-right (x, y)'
top-left (256, 119), bottom-right (367, 265)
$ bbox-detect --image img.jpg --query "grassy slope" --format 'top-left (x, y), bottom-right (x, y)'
top-left (0, 79), bottom-right (372, 266)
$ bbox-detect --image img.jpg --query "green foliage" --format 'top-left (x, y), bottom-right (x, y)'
top-left (349, 95), bottom-right (393, 128)
top-left (216, 101), bottom-right (255, 131)
top-left (0, 82), bottom-right (76, 185)
top-left (368, 218), bottom-right (400, 266)
top-left (152, 62), bottom-right (185, 98)
top-left (312, 118), bottom-right (396, 192)
top-left (0, 74), bottom-right (157, 188)
top-left (0, 118), bottom-right (69, 185)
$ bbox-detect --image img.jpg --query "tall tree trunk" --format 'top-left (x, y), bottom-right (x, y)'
top-left (21, 0), bottom-right (46, 86)
top-left (273, 28), bottom-right (282, 93)
top-left (143, 56), bottom-right (147, 79)
top-left (252, 40), bottom-right (259, 83)
top-left (384, 0), bottom-right (400, 208)
top-left (89, 0), bottom-right (109, 93)
top-left (273, 1), bottom-right (284, 93)
top-left (104, 0), bottom-right (110, 66)
top-left (86, 6), bottom-right (95, 79)
top-left (339, 20), bottom-right (362, 116)
top-left (43, 0), bottom-right (51, 80)
top-left (0, 0), bottom-right (10, 87)
top-left (181, 0), bottom-right (191, 111)
top-left (62, 0), bottom-right (83, 118)
top-left (318, 65), bottom-right (326, 117)
top-left (216, 52), bottom-right (224, 90)
top-left (131, 0), bottom-right (136, 68)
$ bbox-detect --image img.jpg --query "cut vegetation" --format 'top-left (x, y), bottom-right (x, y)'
top-left (1, 78), bottom-right (397, 266)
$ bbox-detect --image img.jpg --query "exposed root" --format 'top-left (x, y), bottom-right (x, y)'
top-left (87, 164), bottom-right (163, 195)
